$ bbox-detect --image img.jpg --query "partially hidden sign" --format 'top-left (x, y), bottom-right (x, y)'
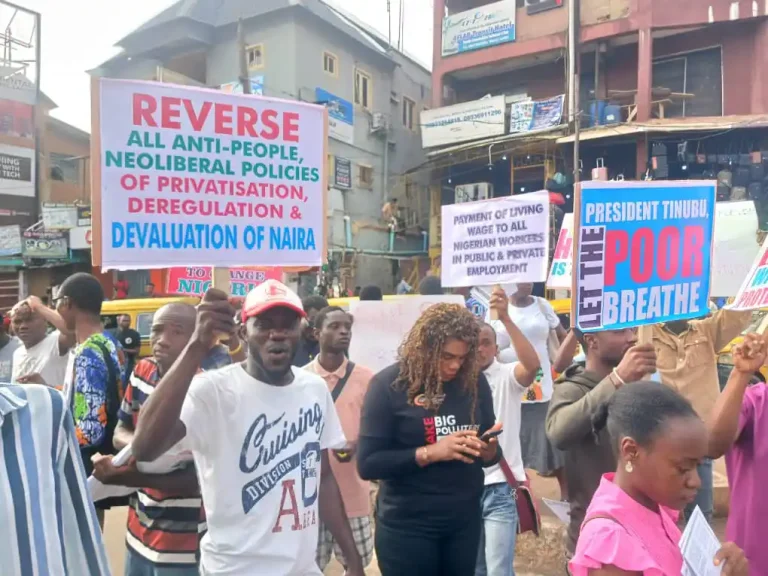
top-left (573, 181), bottom-right (716, 332)
top-left (92, 78), bottom-right (328, 269)
top-left (166, 266), bottom-right (282, 298)
top-left (547, 212), bottom-right (573, 289)
top-left (727, 235), bottom-right (768, 311)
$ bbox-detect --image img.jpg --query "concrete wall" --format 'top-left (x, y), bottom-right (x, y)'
top-left (43, 123), bottom-right (90, 204)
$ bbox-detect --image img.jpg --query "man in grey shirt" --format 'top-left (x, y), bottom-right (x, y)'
top-left (0, 313), bottom-right (21, 382)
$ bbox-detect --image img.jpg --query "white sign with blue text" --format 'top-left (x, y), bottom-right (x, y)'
top-left (315, 88), bottom-right (354, 145)
top-left (442, 0), bottom-right (516, 57)
top-left (441, 192), bottom-right (550, 288)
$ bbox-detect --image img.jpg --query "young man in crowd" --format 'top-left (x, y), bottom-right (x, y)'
top-left (56, 273), bottom-right (126, 526)
top-left (638, 308), bottom-right (750, 522)
top-left (475, 287), bottom-right (541, 576)
top-left (358, 285), bottom-right (383, 301)
top-left (10, 294), bottom-right (74, 386)
top-left (93, 302), bottom-right (231, 575)
top-left (292, 295), bottom-right (328, 366)
top-left (131, 281), bottom-right (364, 575)
top-left (0, 312), bottom-right (20, 382)
top-left (303, 306), bottom-right (375, 572)
top-left (546, 328), bottom-right (656, 565)
top-left (117, 314), bottom-right (142, 381)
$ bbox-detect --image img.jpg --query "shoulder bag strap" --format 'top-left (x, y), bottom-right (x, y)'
top-left (331, 361), bottom-right (356, 403)
top-left (498, 457), bottom-right (521, 489)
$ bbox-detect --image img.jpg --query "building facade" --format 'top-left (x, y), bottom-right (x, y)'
top-left (424, 0), bottom-right (768, 275)
top-left (92, 0), bottom-right (433, 294)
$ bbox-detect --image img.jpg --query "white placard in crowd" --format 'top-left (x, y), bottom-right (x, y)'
top-left (711, 201), bottom-right (759, 297)
top-left (440, 192), bottom-right (550, 288)
top-left (94, 78), bottom-right (327, 269)
top-left (546, 212), bottom-right (573, 289)
top-left (349, 295), bottom-right (465, 374)
top-left (727, 234), bottom-right (768, 311)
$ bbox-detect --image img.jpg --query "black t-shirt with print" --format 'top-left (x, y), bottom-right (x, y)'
top-left (358, 362), bottom-right (496, 534)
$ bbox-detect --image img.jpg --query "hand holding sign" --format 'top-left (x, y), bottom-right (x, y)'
top-left (489, 287), bottom-right (510, 321)
top-left (615, 343), bottom-right (657, 385)
top-left (193, 289), bottom-right (235, 350)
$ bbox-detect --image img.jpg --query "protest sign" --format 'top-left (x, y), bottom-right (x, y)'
top-left (726, 235), bottom-right (768, 311)
top-left (166, 266), bottom-right (282, 298)
top-left (349, 295), bottom-right (465, 373)
top-left (547, 203), bottom-right (754, 295)
top-left (547, 212), bottom-right (573, 289)
top-left (440, 191), bottom-right (550, 288)
top-left (711, 201), bottom-right (759, 297)
top-left (573, 181), bottom-right (716, 332)
top-left (91, 78), bottom-right (327, 269)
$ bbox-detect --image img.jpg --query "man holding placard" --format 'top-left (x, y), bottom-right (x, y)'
top-left (572, 180), bottom-right (750, 524)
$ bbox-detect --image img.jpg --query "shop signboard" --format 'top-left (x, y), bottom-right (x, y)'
top-left (315, 88), bottom-right (354, 145)
top-left (77, 205), bottom-right (92, 226)
top-left (0, 225), bottom-right (22, 256)
top-left (220, 76), bottom-right (264, 96)
top-left (42, 203), bottom-right (78, 230)
top-left (22, 230), bottom-right (68, 259)
top-left (69, 226), bottom-right (92, 250)
top-left (333, 157), bottom-right (352, 189)
top-left (573, 181), bottom-right (716, 332)
top-left (92, 78), bottom-right (328, 269)
top-left (530, 95), bottom-right (565, 131)
top-left (421, 95), bottom-right (506, 148)
top-left (442, 0), bottom-right (516, 57)
top-left (0, 144), bottom-right (34, 197)
top-left (166, 266), bottom-right (282, 298)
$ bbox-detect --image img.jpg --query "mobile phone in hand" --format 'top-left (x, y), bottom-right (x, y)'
top-left (481, 429), bottom-right (503, 441)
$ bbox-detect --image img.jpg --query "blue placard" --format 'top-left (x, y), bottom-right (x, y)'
top-left (574, 181), bottom-right (716, 332)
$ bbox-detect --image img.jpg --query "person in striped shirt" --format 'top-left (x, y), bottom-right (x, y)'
top-left (93, 302), bottom-right (233, 575)
top-left (0, 383), bottom-right (111, 575)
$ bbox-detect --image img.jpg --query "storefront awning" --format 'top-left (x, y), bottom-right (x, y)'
top-left (556, 114), bottom-right (768, 144)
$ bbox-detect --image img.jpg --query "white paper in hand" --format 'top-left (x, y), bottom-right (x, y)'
top-left (542, 498), bottom-right (571, 524)
top-left (679, 506), bottom-right (723, 576)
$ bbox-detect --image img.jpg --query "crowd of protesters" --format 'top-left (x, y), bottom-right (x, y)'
top-left (0, 272), bottom-right (765, 576)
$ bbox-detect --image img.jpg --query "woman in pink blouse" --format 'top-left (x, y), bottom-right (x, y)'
top-left (569, 381), bottom-right (748, 576)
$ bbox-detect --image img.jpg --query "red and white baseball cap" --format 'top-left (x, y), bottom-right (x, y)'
top-left (241, 279), bottom-right (306, 322)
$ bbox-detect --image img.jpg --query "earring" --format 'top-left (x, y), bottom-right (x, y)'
top-left (625, 460), bottom-right (634, 473)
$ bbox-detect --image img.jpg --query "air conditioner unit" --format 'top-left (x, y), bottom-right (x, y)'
top-left (371, 113), bottom-right (387, 132)
top-left (455, 182), bottom-right (494, 204)
top-left (525, 0), bottom-right (563, 15)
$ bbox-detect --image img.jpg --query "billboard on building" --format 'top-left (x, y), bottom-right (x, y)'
top-left (421, 95), bottom-right (506, 148)
top-left (0, 4), bottom-right (41, 231)
top-left (442, 0), bottom-right (516, 57)
top-left (315, 88), bottom-right (354, 145)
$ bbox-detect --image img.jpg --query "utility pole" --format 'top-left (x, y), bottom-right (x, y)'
top-left (569, 0), bottom-right (581, 183)
top-left (237, 18), bottom-right (252, 95)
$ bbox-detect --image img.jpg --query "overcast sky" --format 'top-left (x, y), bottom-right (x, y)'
top-left (8, 0), bottom-right (433, 133)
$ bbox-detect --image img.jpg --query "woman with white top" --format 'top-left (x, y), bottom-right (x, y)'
top-left (487, 283), bottom-right (569, 500)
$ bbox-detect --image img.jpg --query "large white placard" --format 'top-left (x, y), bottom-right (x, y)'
top-left (726, 235), bottom-right (768, 311)
top-left (420, 96), bottom-right (506, 148)
top-left (96, 78), bottom-right (327, 269)
top-left (441, 192), bottom-right (550, 288)
top-left (349, 295), bottom-right (466, 374)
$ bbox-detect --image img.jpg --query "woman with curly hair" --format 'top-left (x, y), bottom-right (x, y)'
top-left (357, 303), bottom-right (501, 576)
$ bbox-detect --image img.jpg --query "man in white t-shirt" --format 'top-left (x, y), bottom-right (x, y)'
top-left (130, 280), bottom-right (365, 576)
top-left (475, 287), bottom-right (541, 576)
top-left (10, 296), bottom-right (74, 387)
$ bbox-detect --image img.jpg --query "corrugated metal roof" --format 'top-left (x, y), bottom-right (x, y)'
top-left (556, 115), bottom-right (768, 144)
